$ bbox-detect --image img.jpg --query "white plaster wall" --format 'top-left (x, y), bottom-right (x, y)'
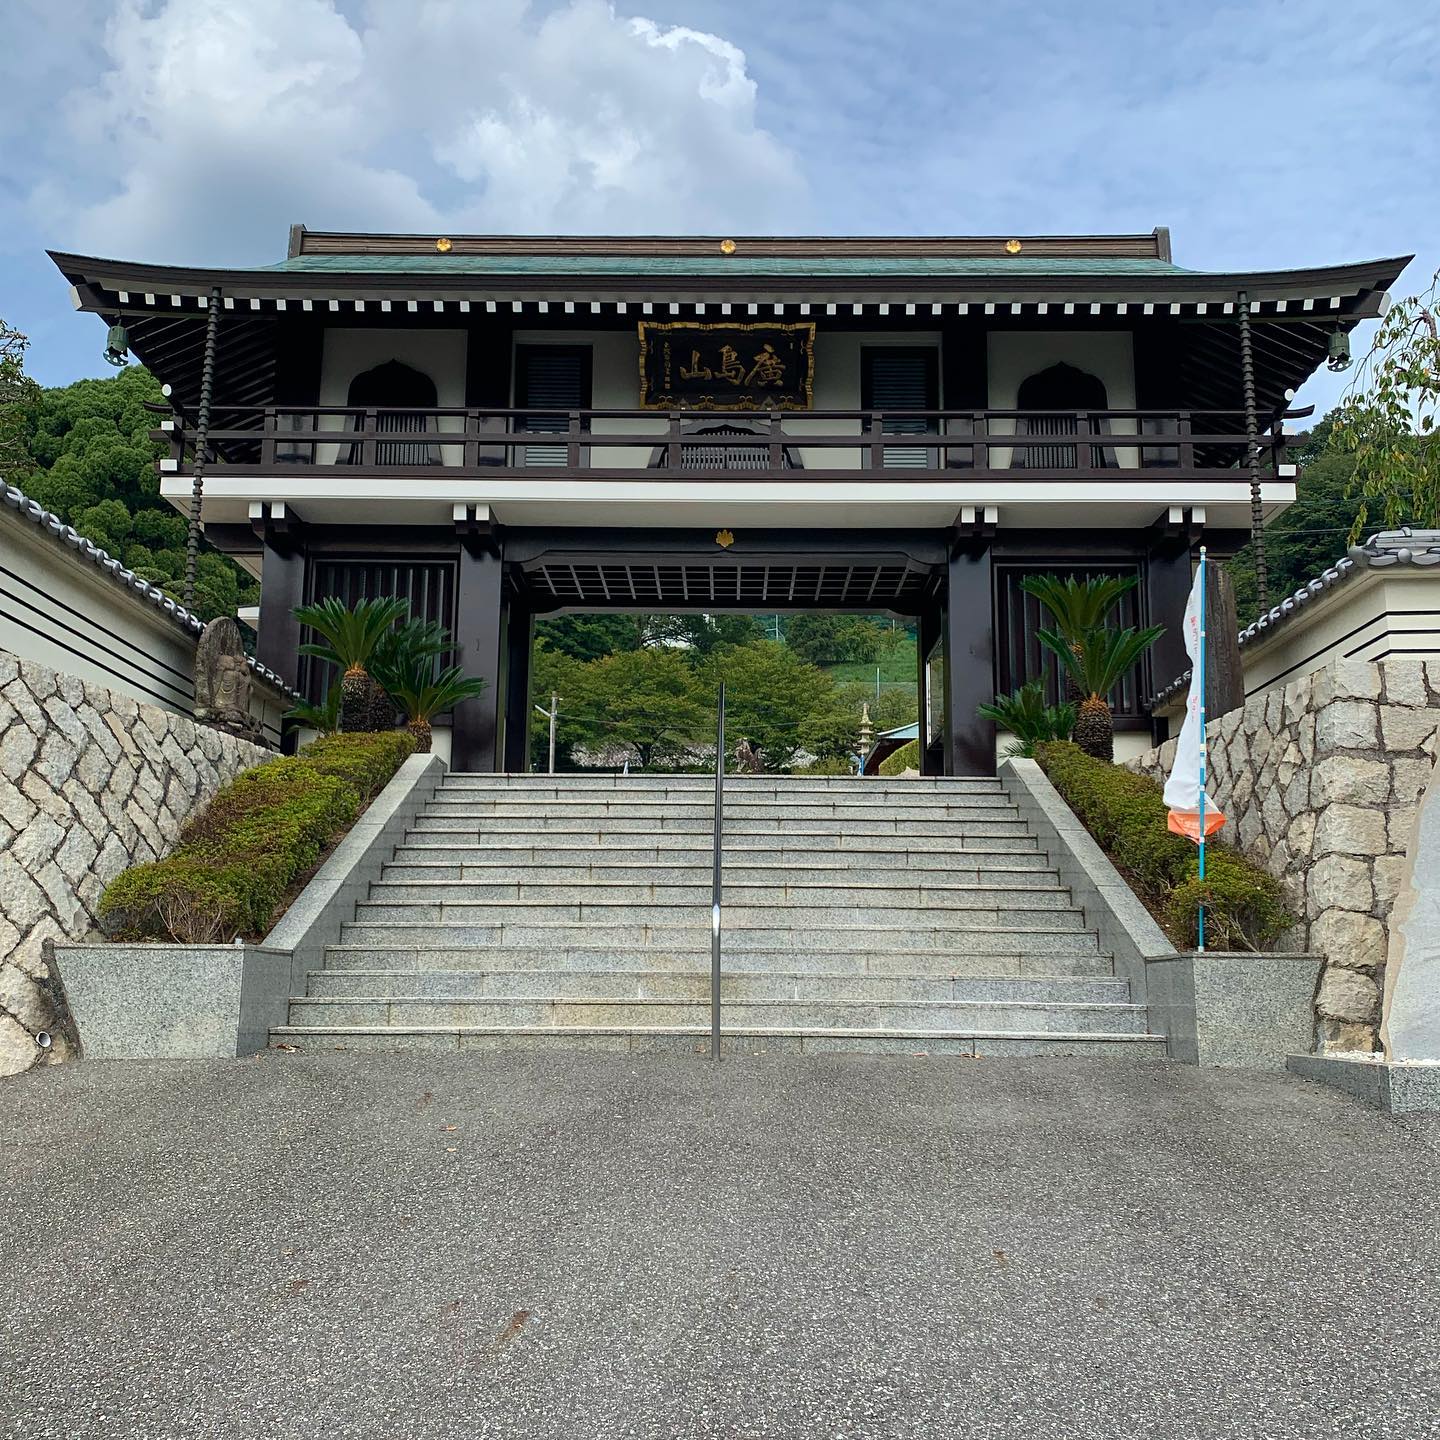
top-left (1241, 571), bottom-right (1440, 697)
top-left (317, 329), bottom-right (468, 466)
top-left (513, 329), bottom-right (663, 469)
top-left (0, 511), bottom-right (197, 716)
top-left (986, 331), bottom-right (1137, 469)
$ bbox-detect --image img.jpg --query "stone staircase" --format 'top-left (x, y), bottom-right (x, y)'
top-left (271, 774), bottom-right (1165, 1057)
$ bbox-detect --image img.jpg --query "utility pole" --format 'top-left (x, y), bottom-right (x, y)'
top-left (534, 693), bottom-right (559, 774)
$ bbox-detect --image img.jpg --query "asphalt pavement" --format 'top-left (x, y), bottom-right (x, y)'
top-left (2, 1051), bottom-right (1438, 1439)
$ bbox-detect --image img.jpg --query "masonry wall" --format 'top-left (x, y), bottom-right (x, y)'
top-left (0, 649), bottom-right (269, 1076)
top-left (1127, 656), bottom-right (1440, 1053)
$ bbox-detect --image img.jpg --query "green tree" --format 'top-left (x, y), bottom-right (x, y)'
top-left (640, 613), bottom-right (766, 658)
top-left (530, 640), bottom-right (588, 770)
top-left (568, 646), bottom-right (708, 768)
top-left (535, 613), bottom-right (642, 662)
top-left (1329, 271), bottom-right (1440, 539)
top-left (0, 318), bottom-right (41, 483)
top-left (14, 364), bottom-right (257, 622)
top-left (701, 640), bottom-right (834, 770)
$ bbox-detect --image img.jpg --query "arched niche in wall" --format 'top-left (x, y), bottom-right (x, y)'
top-left (1015, 361), bottom-right (1111, 469)
top-left (346, 359), bottom-right (440, 465)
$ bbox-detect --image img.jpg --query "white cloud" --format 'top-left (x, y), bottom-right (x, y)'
top-left (31, 0), bottom-right (806, 261)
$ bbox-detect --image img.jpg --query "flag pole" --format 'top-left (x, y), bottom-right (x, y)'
top-left (1197, 546), bottom-right (1208, 953)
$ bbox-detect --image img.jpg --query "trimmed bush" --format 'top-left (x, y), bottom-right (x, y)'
top-left (878, 738), bottom-right (920, 776)
top-left (99, 732), bottom-right (416, 943)
top-left (1034, 741), bottom-right (1291, 951)
top-left (297, 731), bottom-right (417, 803)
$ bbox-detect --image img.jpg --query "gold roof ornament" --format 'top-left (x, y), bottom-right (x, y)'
top-left (719, 239), bottom-right (737, 255)
top-left (715, 529), bottom-right (735, 548)
top-left (1005, 239), bottom-right (1022, 254)
top-left (435, 237), bottom-right (453, 253)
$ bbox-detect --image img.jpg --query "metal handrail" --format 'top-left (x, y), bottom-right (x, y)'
top-left (710, 682), bottom-right (725, 1062)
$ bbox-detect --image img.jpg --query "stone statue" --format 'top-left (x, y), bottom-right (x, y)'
top-left (194, 617), bottom-right (263, 742)
top-left (734, 738), bottom-right (762, 774)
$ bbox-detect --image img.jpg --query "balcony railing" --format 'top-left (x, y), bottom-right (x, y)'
top-left (154, 406), bottom-right (1288, 482)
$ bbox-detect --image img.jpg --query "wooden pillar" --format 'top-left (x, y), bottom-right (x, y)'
top-left (255, 537), bottom-right (304, 756)
top-left (943, 542), bottom-right (995, 776)
top-left (916, 603), bottom-right (943, 776)
top-left (257, 539), bottom-right (304, 692)
top-left (452, 542), bottom-right (505, 771)
top-left (1146, 537), bottom-right (1194, 727)
top-left (502, 597), bottom-right (534, 773)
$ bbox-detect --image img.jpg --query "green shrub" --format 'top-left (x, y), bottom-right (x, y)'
top-left (878, 738), bottom-right (920, 776)
top-left (1034, 741), bottom-right (1291, 951)
top-left (298, 731), bottom-right (417, 803)
top-left (99, 732), bottom-right (416, 943)
top-left (795, 756), bottom-right (854, 776)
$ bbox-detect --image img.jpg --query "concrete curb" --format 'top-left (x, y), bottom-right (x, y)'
top-left (53, 752), bottom-right (446, 1061)
top-left (999, 758), bottom-right (1174, 1004)
top-left (1146, 950), bottom-right (1322, 1068)
top-left (1287, 1052), bottom-right (1440, 1113)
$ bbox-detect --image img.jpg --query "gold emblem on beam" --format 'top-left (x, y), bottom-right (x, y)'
top-left (1005, 239), bottom-right (1022, 254)
top-left (436, 237), bottom-right (453, 253)
top-left (719, 239), bottom-right (737, 255)
top-left (715, 529), bottom-right (735, 548)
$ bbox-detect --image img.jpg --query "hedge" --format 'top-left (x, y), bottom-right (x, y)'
top-left (100, 731), bottom-right (415, 944)
top-left (1034, 741), bottom-right (1291, 951)
top-left (878, 738), bottom-right (920, 776)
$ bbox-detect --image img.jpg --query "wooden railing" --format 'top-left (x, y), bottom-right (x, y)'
top-left (152, 405), bottom-right (1290, 482)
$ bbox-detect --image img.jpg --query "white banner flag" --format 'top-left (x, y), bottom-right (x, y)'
top-left (1164, 561), bottom-right (1223, 837)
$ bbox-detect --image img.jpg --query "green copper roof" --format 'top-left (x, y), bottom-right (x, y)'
top-left (264, 254), bottom-right (1194, 278)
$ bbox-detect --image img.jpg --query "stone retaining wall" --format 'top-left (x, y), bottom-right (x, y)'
top-left (0, 649), bottom-right (269, 1076)
top-left (1127, 657), bottom-right (1440, 1053)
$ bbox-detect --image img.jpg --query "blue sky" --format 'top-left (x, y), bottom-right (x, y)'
top-left (3, 0), bottom-right (1436, 414)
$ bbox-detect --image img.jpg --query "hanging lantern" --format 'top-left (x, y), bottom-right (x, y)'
top-left (103, 322), bottom-right (130, 368)
top-left (1326, 329), bottom-right (1352, 372)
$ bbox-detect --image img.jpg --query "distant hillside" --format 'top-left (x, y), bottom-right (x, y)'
top-left (15, 365), bottom-right (257, 622)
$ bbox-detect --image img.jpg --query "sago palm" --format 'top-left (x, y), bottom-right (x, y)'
top-left (371, 617), bottom-right (450, 731)
top-left (977, 678), bottom-right (1076, 759)
top-left (1021, 573), bottom-right (1140, 701)
top-left (1037, 622), bottom-right (1163, 763)
top-left (381, 657), bottom-right (488, 752)
top-left (294, 595), bottom-right (408, 734)
top-left (284, 684), bottom-right (341, 736)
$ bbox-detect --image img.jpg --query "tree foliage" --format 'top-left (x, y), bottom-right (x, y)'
top-left (567, 646), bottom-right (709, 768)
top-left (10, 363), bottom-right (258, 621)
top-left (1329, 271), bottom-right (1440, 540)
top-left (0, 318), bottom-right (41, 483)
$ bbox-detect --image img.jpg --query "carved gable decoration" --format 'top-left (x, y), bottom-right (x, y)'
top-left (638, 321), bottom-right (815, 411)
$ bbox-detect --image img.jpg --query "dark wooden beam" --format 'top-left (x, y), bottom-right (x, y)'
top-left (502, 598), bottom-right (534, 773)
top-left (452, 542), bottom-right (505, 771)
top-left (943, 541), bottom-right (995, 776)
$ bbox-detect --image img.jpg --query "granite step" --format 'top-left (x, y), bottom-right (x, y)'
top-left (348, 901), bottom-right (1086, 931)
top-left (377, 852), bottom-right (1065, 875)
top-left (407, 815), bottom-right (1033, 837)
top-left (400, 827), bottom-right (1041, 852)
top-left (320, 941), bottom-right (1112, 975)
top-left (268, 1024), bottom-right (1168, 1059)
top-left (363, 878), bottom-right (1072, 907)
top-left (285, 994), bottom-right (1151, 1034)
top-left (305, 968), bottom-right (1130, 1004)
top-left (335, 919), bottom-right (1099, 950)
